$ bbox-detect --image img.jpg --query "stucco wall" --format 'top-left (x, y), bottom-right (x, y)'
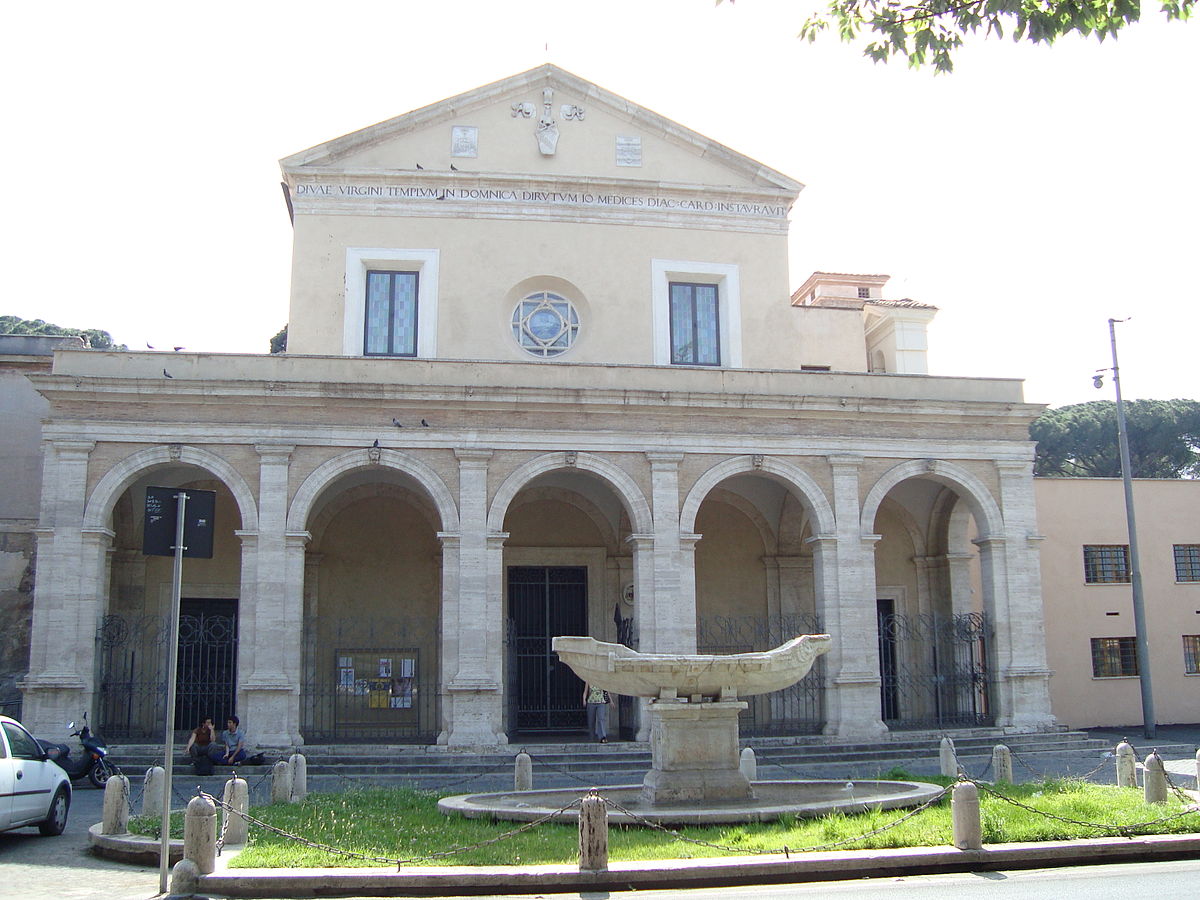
top-left (1037, 478), bottom-right (1200, 727)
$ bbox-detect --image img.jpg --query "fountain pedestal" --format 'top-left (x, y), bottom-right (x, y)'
top-left (641, 700), bottom-right (753, 803)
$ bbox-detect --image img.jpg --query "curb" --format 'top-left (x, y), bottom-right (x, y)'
top-left (190, 832), bottom-right (1200, 897)
top-left (88, 823), bottom-right (184, 866)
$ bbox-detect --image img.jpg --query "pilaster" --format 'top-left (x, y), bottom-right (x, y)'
top-left (241, 443), bottom-right (301, 747)
top-left (823, 453), bottom-right (887, 739)
top-left (646, 453), bottom-right (689, 652)
top-left (444, 449), bottom-right (506, 746)
top-left (20, 440), bottom-right (97, 734)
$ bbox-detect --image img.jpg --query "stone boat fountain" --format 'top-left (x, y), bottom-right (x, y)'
top-left (438, 634), bottom-right (941, 825)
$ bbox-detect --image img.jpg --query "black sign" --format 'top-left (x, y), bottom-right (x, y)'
top-left (143, 487), bottom-right (216, 558)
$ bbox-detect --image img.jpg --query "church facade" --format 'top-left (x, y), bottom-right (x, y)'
top-left (20, 66), bottom-right (1055, 747)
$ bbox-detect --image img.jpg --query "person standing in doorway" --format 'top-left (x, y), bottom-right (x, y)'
top-left (582, 683), bottom-right (610, 743)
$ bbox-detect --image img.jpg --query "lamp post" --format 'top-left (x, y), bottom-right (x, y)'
top-left (1098, 318), bottom-right (1155, 739)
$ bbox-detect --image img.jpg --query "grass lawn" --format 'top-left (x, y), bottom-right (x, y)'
top-left (128, 773), bottom-right (1200, 869)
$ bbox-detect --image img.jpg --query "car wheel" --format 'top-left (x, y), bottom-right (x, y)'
top-left (39, 787), bottom-right (70, 836)
top-left (88, 759), bottom-right (116, 789)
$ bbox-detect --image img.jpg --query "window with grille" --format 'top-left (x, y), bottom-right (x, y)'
top-left (1083, 545), bottom-right (1130, 584)
top-left (1174, 545), bottom-right (1200, 582)
top-left (1090, 637), bottom-right (1139, 677)
top-left (669, 282), bottom-right (720, 366)
top-left (364, 270), bottom-right (419, 356)
top-left (1184, 636), bottom-right (1200, 675)
top-left (857, 287), bottom-right (870, 299)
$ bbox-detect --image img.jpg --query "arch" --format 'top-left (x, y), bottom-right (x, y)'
top-left (876, 494), bottom-right (928, 559)
top-left (679, 456), bottom-right (835, 537)
top-left (287, 448), bottom-right (459, 533)
top-left (83, 445), bottom-right (259, 532)
top-left (504, 485), bottom-right (622, 553)
top-left (860, 459), bottom-right (1003, 539)
top-left (486, 452), bottom-right (652, 535)
top-left (307, 482), bottom-right (442, 549)
top-left (699, 487), bottom-right (779, 556)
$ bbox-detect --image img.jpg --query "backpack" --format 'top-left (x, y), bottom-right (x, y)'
top-left (194, 754), bottom-right (214, 776)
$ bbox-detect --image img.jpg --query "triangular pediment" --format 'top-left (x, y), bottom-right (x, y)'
top-left (280, 65), bottom-right (801, 196)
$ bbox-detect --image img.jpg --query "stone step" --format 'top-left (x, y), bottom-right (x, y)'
top-left (108, 729), bottom-right (1153, 778)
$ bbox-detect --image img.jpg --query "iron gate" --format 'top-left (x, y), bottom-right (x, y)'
top-left (877, 608), bottom-right (993, 729)
top-left (696, 613), bottom-right (825, 736)
top-left (506, 566), bottom-right (588, 733)
top-left (96, 601), bottom-right (238, 739)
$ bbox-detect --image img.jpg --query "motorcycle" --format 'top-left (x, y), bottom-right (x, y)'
top-left (37, 714), bottom-right (118, 789)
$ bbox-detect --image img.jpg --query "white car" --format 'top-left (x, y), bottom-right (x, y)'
top-left (0, 715), bottom-right (71, 836)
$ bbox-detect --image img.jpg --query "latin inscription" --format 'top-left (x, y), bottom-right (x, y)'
top-left (293, 182), bottom-right (786, 218)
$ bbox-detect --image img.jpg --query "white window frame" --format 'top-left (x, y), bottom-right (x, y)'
top-left (651, 259), bottom-right (741, 367)
top-left (344, 248), bottom-right (439, 358)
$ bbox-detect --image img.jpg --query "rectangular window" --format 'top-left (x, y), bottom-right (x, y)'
top-left (669, 282), bottom-right (720, 366)
top-left (1184, 636), bottom-right (1200, 675)
top-left (857, 286), bottom-right (870, 299)
top-left (1174, 545), bottom-right (1200, 582)
top-left (364, 270), bottom-right (418, 356)
top-left (1090, 637), bottom-right (1139, 677)
top-left (1083, 544), bottom-right (1130, 584)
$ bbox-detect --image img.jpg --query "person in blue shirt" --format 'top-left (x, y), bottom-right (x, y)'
top-left (211, 715), bottom-right (247, 764)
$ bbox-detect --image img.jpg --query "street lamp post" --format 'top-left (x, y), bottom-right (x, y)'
top-left (1103, 317), bottom-right (1155, 740)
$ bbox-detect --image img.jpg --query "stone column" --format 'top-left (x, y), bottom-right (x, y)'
top-left (20, 440), bottom-right (97, 734)
top-left (821, 454), bottom-right (886, 740)
top-left (988, 459), bottom-right (1055, 731)
top-left (625, 533), bottom-right (655, 741)
top-left (436, 532), bottom-right (460, 744)
top-left (444, 450), bottom-right (506, 746)
top-left (240, 444), bottom-right (301, 747)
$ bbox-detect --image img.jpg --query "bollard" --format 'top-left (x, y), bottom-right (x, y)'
top-left (183, 795), bottom-right (217, 875)
top-left (222, 776), bottom-right (249, 845)
top-left (1143, 750), bottom-right (1168, 805)
top-left (270, 760), bottom-right (292, 805)
top-left (940, 736), bottom-right (958, 778)
top-left (1116, 740), bottom-right (1137, 788)
top-left (992, 745), bottom-right (1013, 784)
top-left (169, 858), bottom-right (200, 898)
top-left (101, 773), bottom-right (131, 835)
top-left (289, 753), bottom-right (307, 803)
top-left (143, 766), bottom-right (165, 818)
top-left (951, 781), bottom-right (982, 850)
top-left (739, 747), bottom-right (757, 782)
top-left (514, 750), bottom-right (533, 792)
top-left (578, 791), bottom-right (608, 872)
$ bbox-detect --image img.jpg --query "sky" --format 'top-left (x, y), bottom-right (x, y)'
top-left (3, 1), bottom-right (1198, 409)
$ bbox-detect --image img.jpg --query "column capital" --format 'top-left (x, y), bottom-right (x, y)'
top-left (827, 453), bottom-right (864, 471)
top-left (625, 533), bottom-right (655, 549)
top-left (804, 533), bottom-right (837, 546)
top-left (972, 535), bottom-right (1007, 548)
top-left (994, 459), bottom-right (1032, 475)
top-left (255, 443), bottom-right (296, 459)
top-left (437, 531), bottom-right (462, 548)
top-left (678, 532), bottom-right (702, 550)
top-left (486, 532), bottom-right (510, 549)
top-left (454, 448), bottom-right (494, 464)
top-left (645, 452), bottom-right (684, 469)
top-left (52, 440), bottom-right (96, 457)
top-left (80, 527), bottom-right (116, 544)
top-left (285, 531), bottom-right (312, 549)
top-left (234, 529), bottom-right (259, 548)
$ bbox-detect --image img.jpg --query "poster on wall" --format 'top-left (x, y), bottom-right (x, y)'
top-left (378, 658), bottom-right (392, 678)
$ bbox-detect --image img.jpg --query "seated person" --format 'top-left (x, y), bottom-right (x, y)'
top-left (185, 716), bottom-right (214, 759)
top-left (209, 715), bottom-right (248, 764)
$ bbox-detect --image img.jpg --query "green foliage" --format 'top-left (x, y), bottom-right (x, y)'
top-left (0, 314), bottom-right (127, 351)
top-left (270, 324), bottom-right (287, 354)
top-left (141, 782), bottom-right (1199, 869)
top-left (727, 0), bottom-right (1196, 72)
top-left (1031, 399), bottom-right (1200, 478)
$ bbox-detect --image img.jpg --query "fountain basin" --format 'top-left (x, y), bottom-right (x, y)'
top-left (438, 779), bottom-right (943, 826)
top-left (551, 634), bottom-right (832, 700)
